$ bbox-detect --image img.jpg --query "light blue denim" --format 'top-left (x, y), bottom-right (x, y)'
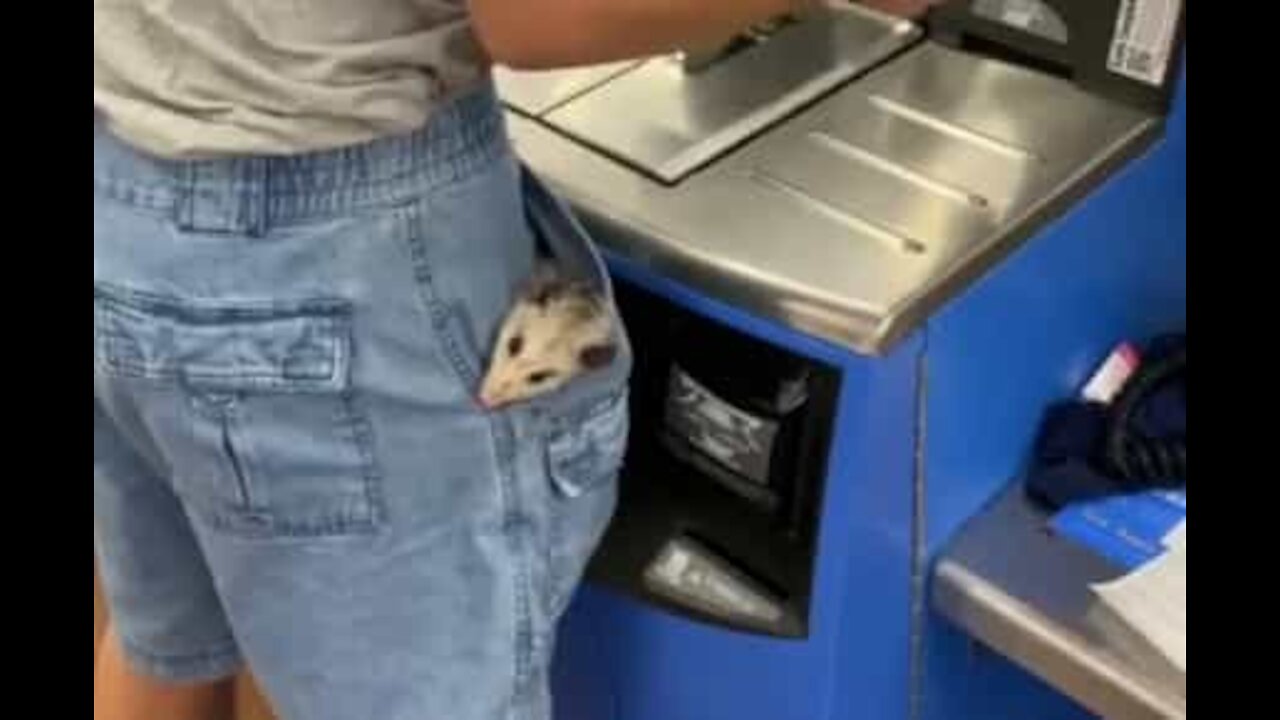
top-left (93, 84), bottom-right (631, 720)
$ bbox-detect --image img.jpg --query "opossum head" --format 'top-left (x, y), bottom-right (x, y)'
top-left (478, 269), bottom-right (618, 408)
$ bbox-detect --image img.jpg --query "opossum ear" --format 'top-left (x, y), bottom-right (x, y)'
top-left (523, 262), bottom-right (563, 306)
top-left (578, 343), bottom-right (618, 370)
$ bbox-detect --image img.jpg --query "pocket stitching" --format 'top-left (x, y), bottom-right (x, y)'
top-left (203, 390), bottom-right (385, 540)
top-left (546, 390), bottom-right (629, 499)
top-left (543, 389), bottom-right (628, 614)
top-left (398, 204), bottom-right (485, 390)
top-left (93, 283), bottom-right (352, 393)
top-left (93, 283), bottom-right (384, 540)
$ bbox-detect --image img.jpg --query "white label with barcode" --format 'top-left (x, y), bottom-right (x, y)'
top-left (1108, 0), bottom-right (1181, 86)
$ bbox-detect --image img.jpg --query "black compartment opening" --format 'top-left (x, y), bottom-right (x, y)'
top-left (584, 277), bottom-right (842, 638)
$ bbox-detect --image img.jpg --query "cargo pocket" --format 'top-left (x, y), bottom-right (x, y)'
top-left (542, 388), bottom-right (630, 620)
top-left (93, 283), bottom-right (383, 540)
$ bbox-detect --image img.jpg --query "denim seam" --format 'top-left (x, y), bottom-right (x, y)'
top-left (343, 390), bottom-right (387, 529)
top-left (488, 412), bottom-right (537, 707)
top-left (400, 204), bottom-right (481, 391)
top-left (119, 637), bottom-right (242, 681)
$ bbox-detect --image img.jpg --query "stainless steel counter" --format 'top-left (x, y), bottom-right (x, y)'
top-left (932, 487), bottom-right (1187, 720)
top-left (496, 7), bottom-right (1164, 355)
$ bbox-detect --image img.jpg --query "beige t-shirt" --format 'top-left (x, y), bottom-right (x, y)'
top-left (93, 0), bottom-right (490, 159)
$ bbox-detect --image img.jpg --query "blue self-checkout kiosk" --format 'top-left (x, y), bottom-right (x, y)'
top-left (496, 2), bottom-right (1187, 718)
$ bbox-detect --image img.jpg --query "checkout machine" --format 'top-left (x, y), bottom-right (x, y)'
top-left (496, 1), bottom-right (1186, 718)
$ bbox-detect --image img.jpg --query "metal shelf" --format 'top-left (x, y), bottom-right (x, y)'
top-left (932, 487), bottom-right (1186, 720)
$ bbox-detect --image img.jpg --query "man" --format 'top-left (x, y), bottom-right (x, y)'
top-left (93, 1), bottom-right (937, 718)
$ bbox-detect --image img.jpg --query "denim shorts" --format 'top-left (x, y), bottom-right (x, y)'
top-left (93, 84), bottom-right (632, 720)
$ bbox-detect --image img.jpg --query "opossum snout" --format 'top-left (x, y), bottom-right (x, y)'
top-left (479, 369), bottom-right (565, 409)
top-left (478, 375), bottom-right (516, 410)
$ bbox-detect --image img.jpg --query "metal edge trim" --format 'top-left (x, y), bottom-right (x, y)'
top-left (931, 559), bottom-right (1184, 720)
top-left (871, 115), bottom-right (1167, 355)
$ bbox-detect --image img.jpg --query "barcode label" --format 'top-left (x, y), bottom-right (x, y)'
top-left (1108, 0), bottom-right (1181, 86)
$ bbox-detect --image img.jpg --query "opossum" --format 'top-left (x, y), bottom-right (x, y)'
top-left (478, 262), bottom-right (619, 409)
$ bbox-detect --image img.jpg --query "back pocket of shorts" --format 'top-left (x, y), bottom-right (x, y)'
top-left (94, 283), bottom-right (383, 540)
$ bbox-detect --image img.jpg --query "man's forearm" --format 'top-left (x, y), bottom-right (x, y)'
top-left (470, 0), bottom-right (817, 70)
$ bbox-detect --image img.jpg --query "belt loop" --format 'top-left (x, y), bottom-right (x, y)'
top-left (173, 163), bottom-right (196, 232)
top-left (239, 158), bottom-right (270, 237)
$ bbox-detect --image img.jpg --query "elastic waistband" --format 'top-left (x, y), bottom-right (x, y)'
top-left (93, 85), bottom-right (508, 235)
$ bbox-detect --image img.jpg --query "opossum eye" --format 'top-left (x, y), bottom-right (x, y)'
top-left (507, 335), bottom-right (524, 357)
top-left (527, 370), bottom-right (559, 385)
top-left (578, 343), bottom-right (618, 369)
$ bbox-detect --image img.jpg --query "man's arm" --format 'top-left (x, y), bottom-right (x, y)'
top-left (470, 0), bottom-right (943, 70)
top-left (470, 0), bottom-right (812, 70)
